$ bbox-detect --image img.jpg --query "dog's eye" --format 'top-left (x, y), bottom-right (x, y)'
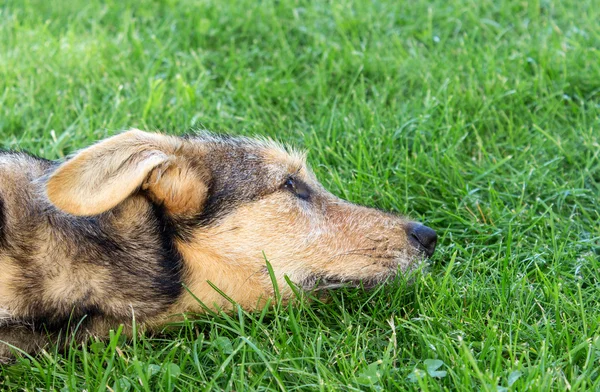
top-left (282, 177), bottom-right (310, 201)
top-left (283, 178), bottom-right (296, 191)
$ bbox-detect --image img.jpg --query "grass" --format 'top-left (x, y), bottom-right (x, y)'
top-left (1, 0), bottom-right (599, 390)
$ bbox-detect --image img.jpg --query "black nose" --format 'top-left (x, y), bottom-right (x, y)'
top-left (406, 223), bottom-right (437, 257)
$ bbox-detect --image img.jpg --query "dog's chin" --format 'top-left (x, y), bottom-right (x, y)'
top-left (299, 276), bottom-right (383, 291)
top-left (298, 271), bottom-right (397, 291)
top-left (299, 254), bottom-right (430, 291)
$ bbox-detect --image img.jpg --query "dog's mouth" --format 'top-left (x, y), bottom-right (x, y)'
top-left (298, 253), bottom-right (432, 291)
top-left (299, 274), bottom-right (391, 291)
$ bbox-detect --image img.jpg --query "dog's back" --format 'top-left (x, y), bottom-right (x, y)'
top-left (0, 152), bottom-right (57, 358)
top-left (0, 151), bottom-right (54, 302)
top-left (0, 150), bottom-right (184, 360)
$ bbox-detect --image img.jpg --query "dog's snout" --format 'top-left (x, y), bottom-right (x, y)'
top-left (406, 223), bottom-right (437, 257)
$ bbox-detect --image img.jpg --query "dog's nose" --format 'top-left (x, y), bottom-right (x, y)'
top-left (406, 223), bottom-right (437, 257)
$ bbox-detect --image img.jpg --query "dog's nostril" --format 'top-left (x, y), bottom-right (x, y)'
top-left (406, 223), bottom-right (437, 257)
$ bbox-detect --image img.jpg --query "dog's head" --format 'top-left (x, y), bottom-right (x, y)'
top-left (46, 130), bottom-right (436, 310)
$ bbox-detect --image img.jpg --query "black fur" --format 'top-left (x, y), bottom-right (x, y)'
top-left (148, 203), bottom-right (185, 301)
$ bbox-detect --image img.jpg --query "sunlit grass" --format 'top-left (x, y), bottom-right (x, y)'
top-left (1, 0), bottom-right (599, 390)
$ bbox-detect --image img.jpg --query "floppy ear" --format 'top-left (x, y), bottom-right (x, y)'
top-left (46, 129), bottom-right (208, 216)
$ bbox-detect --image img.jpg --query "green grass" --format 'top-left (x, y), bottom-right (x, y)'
top-left (1, 0), bottom-right (599, 390)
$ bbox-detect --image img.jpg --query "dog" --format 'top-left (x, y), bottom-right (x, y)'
top-left (0, 129), bottom-right (437, 360)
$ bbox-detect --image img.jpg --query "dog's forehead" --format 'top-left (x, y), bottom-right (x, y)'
top-left (191, 134), bottom-right (306, 176)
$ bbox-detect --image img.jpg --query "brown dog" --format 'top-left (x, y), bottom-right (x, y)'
top-left (0, 130), bottom-right (436, 360)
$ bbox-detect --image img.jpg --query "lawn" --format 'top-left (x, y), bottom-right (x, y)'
top-left (1, 0), bottom-right (599, 390)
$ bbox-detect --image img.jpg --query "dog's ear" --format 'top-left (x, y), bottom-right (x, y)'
top-left (46, 129), bottom-right (208, 216)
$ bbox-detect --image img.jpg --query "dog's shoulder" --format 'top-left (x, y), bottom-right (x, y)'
top-left (0, 150), bottom-right (54, 184)
top-left (0, 150), bottom-right (55, 218)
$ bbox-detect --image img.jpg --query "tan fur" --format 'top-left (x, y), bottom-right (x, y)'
top-left (0, 258), bottom-right (18, 314)
top-left (143, 160), bottom-right (209, 215)
top-left (168, 193), bottom-right (414, 315)
top-left (46, 130), bottom-right (203, 217)
top-left (0, 129), bottom-right (436, 360)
